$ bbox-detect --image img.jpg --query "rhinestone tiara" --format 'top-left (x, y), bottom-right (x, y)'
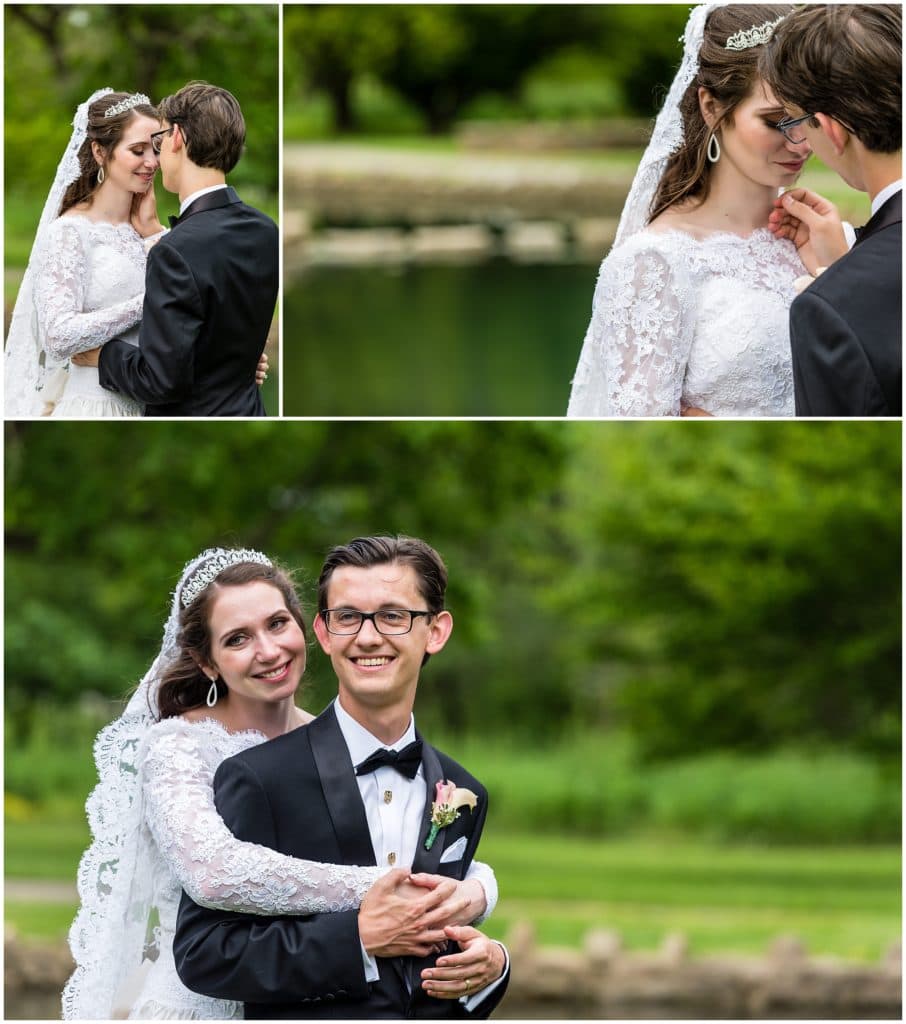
top-left (103, 93), bottom-right (151, 118)
top-left (180, 548), bottom-right (273, 608)
top-left (725, 15), bottom-right (786, 51)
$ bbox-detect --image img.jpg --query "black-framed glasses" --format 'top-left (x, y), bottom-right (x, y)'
top-left (150, 124), bottom-right (176, 155)
top-left (322, 608), bottom-right (433, 635)
top-left (774, 113), bottom-right (815, 144)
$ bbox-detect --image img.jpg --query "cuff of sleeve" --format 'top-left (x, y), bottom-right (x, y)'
top-left (360, 939), bottom-right (380, 983)
top-left (843, 221), bottom-right (857, 249)
top-left (460, 942), bottom-right (508, 1011)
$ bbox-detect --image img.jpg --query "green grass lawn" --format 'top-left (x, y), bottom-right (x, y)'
top-left (6, 814), bottom-right (898, 962)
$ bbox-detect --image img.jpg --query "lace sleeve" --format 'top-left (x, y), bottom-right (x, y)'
top-left (34, 219), bottom-right (144, 360)
top-left (567, 242), bottom-right (693, 417)
top-left (141, 723), bottom-right (384, 915)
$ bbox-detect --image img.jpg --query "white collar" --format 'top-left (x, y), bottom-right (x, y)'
top-left (871, 179), bottom-right (902, 218)
top-left (179, 183), bottom-right (229, 217)
top-left (332, 697), bottom-right (416, 767)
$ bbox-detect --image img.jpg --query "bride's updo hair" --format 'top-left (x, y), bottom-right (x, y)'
top-left (156, 560), bottom-right (307, 720)
top-left (648, 4), bottom-right (794, 223)
top-left (60, 91), bottom-right (159, 215)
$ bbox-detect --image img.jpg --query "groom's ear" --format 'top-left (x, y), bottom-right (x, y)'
top-left (312, 612), bottom-right (333, 654)
top-left (814, 113), bottom-right (848, 156)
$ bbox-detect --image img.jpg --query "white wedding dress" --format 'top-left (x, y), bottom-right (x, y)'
top-left (567, 227), bottom-right (805, 417)
top-left (63, 715), bottom-right (498, 1020)
top-left (34, 215), bottom-right (147, 418)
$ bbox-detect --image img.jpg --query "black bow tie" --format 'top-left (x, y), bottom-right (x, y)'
top-left (355, 739), bottom-right (423, 779)
top-left (168, 214), bottom-right (180, 228)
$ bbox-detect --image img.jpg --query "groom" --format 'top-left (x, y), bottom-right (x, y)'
top-left (173, 536), bottom-right (510, 1018)
top-left (74, 81), bottom-right (277, 416)
top-left (761, 4), bottom-right (901, 416)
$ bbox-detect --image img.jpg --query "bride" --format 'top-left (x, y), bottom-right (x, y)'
top-left (63, 548), bottom-right (497, 1019)
top-left (5, 89), bottom-right (165, 417)
top-left (567, 4), bottom-right (809, 418)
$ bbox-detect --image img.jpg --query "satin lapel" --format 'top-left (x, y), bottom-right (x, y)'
top-left (410, 735), bottom-right (447, 875)
top-left (856, 191), bottom-right (902, 245)
top-left (178, 185), bottom-right (241, 224)
top-left (308, 704), bottom-right (377, 867)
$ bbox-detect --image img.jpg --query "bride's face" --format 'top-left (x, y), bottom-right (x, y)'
top-left (203, 581), bottom-right (307, 708)
top-left (102, 113), bottom-right (160, 195)
top-left (715, 79), bottom-right (811, 189)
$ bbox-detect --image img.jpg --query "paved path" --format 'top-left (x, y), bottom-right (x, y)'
top-left (6, 879), bottom-right (77, 902)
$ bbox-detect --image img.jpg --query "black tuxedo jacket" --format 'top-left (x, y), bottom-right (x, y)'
top-left (97, 187), bottom-right (277, 417)
top-left (789, 190), bottom-right (902, 416)
top-left (173, 704), bottom-right (508, 1019)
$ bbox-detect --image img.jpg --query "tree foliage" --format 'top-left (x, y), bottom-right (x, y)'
top-left (5, 421), bottom-right (900, 765)
top-left (4, 4), bottom-right (278, 208)
top-left (284, 4), bottom-right (690, 134)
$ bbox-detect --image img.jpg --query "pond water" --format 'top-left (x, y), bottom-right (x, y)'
top-left (283, 260), bottom-right (596, 416)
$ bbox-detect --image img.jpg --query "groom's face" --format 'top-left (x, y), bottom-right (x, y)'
top-left (314, 562), bottom-right (453, 722)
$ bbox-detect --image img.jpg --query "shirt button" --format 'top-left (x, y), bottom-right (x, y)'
top-left (388, 852), bottom-right (397, 866)
top-left (384, 790), bottom-right (393, 804)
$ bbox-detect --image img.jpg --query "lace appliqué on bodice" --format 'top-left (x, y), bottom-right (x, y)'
top-left (35, 216), bottom-right (146, 417)
top-left (567, 228), bottom-right (805, 417)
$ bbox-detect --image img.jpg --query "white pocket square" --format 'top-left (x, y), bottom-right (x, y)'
top-left (439, 836), bottom-right (467, 863)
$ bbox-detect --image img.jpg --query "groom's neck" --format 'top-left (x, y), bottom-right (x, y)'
top-left (861, 151), bottom-right (902, 206)
top-left (178, 166), bottom-right (228, 206)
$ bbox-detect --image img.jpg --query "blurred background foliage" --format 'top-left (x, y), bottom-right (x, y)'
top-left (5, 420), bottom-right (901, 844)
top-left (284, 4), bottom-right (690, 136)
top-left (4, 4), bottom-right (278, 268)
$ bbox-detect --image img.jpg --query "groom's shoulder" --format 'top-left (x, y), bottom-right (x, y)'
top-left (428, 740), bottom-right (488, 801)
top-left (219, 720), bottom-right (314, 778)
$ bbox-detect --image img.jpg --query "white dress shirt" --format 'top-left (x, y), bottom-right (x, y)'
top-left (333, 698), bottom-right (507, 1010)
top-left (871, 178), bottom-right (902, 218)
top-left (178, 183), bottom-right (229, 217)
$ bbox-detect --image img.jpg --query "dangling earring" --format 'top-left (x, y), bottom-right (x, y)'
top-left (707, 133), bottom-right (721, 163)
top-left (97, 165), bottom-right (106, 184)
top-left (205, 677), bottom-right (219, 707)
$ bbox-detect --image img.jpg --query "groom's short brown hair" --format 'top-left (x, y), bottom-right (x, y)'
top-left (317, 536), bottom-right (448, 615)
top-left (761, 5), bottom-right (901, 153)
top-left (158, 81), bottom-right (245, 172)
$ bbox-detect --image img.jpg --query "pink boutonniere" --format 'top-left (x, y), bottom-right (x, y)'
top-left (424, 780), bottom-right (478, 850)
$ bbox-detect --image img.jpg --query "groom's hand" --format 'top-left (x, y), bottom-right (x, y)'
top-left (71, 347), bottom-right (101, 367)
top-left (420, 925), bottom-right (506, 999)
top-left (131, 184), bottom-right (166, 239)
top-left (359, 870), bottom-right (468, 957)
top-left (256, 352), bottom-right (269, 386)
top-left (768, 188), bottom-right (848, 276)
top-left (410, 872), bottom-right (487, 925)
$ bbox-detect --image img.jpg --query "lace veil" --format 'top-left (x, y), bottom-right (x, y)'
top-left (62, 548), bottom-right (271, 1020)
top-left (4, 88), bottom-right (114, 417)
top-left (613, 4), bottom-right (720, 247)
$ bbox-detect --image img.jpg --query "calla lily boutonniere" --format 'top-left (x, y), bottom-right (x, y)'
top-left (425, 780), bottom-right (478, 850)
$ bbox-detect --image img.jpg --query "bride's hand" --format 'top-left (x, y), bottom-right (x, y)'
top-left (768, 188), bottom-right (848, 276)
top-left (255, 351), bottom-right (269, 386)
top-left (131, 183), bottom-right (165, 238)
top-left (71, 347), bottom-right (102, 368)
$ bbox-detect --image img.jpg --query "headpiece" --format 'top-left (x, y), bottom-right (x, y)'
top-left (179, 548), bottom-right (273, 608)
top-left (103, 93), bottom-right (151, 118)
top-left (725, 15), bottom-right (786, 51)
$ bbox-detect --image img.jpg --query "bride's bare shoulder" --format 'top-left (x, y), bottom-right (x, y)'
top-left (647, 204), bottom-right (709, 239)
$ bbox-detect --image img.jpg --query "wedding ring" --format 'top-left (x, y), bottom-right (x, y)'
top-left (464, 978), bottom-right (471, 991)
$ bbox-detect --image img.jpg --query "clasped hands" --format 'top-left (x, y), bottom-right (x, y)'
top-left (358, 869), bottom-right (505, 1000)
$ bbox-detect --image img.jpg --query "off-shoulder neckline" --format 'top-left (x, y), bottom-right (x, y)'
top-left (639, 225), bottom-right (779, 245)
top-left (57, 213), bottom-right (141, 234)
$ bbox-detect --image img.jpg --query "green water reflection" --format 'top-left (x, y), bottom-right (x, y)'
top-left (284, 260), bottom-right (595, 416)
